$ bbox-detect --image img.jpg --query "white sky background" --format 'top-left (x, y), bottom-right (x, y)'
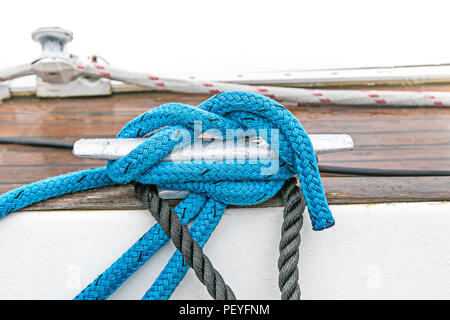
top-left (1, 0), bottom-right (450, 85)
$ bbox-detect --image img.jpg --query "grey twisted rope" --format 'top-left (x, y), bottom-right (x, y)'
top-left (278, 177), bottom-right (305, 300)
top-left (134, 183), bottom-right (236, 300)
top-left (136, 178), bottom-right (305, 300)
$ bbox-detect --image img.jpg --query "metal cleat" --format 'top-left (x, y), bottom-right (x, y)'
top-left (72, 134), bottom-right (354, 199)
top-left (73, 134), bottom-right (354, 161)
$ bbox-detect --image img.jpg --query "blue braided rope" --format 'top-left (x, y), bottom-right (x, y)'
top-left (77, 179), bottom-right (283, 300)
top-left (0, 91), bottom-right (334, 300)
top-left (75, 193), bottom-right (208, 300)
top-left (0, 168), bottom-right (114, 218)
top-left (143, 199), bottom-right (226, 300)
top-left (198, 92), bottom-right (334, 229)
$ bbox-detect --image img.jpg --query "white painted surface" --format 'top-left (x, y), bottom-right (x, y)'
top-left (2, 0), bottom-right (450, 87)
top-left (0, 202), bottom-right (448, 300)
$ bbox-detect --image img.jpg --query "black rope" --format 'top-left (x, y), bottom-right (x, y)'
top-left (278, 178), bottom-right (305, 300)
top-left (135, 180), bottom-right (307, 300)
top-left (2, 138), bottom-right (449, 177)
top-left (134, 182), bottom-right (236, 300)
top-left (0, 137), bottom-right (74, 149)
top-left (318, 165), bottom-right (450, 176)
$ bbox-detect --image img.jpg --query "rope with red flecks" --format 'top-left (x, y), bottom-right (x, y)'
top-left (79, 63), bottom-right (450, 107)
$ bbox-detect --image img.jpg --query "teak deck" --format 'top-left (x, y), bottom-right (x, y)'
top-left (0, 90), bottom-right (449, 211)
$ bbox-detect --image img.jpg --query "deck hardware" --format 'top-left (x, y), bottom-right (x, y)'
top-left (73, 134), bottom-right (353, 161)
top-left (0, 27), bottom-right (111, 97)
top-left (3, 27), bottom-right (450, 105)
top-left (32, 27), bottom-right (73, 59)
top-left (73, 134), bottom-right (353, 199)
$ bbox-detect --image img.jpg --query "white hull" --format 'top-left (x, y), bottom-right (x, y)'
top-left (0, 202), bottom-right (448, 299)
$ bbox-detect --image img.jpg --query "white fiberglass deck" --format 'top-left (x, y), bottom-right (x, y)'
top-left (0, 202), bottom-right (448, 299)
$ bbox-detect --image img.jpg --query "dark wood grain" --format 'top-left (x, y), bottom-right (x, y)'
top-left (17, 177), bottom-right (450, 211)
top-left (1, 90), bottom-right (449, 210)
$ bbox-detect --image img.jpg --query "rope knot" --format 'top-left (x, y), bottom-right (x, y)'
top-left (106, 91), bottom-right (334, 231)
top-left (0, 90), bottom-right (336, 300)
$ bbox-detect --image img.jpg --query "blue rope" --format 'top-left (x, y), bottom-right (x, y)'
top-left (75, 193), bottom-right (209, 300)
top-left (143, 199), bottom-right (227, 300)
top-left (0, 91), bottom-right (334, 299)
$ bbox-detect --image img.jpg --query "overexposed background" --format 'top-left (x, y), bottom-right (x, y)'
top-left (1, 0), bottom-right (450, 85)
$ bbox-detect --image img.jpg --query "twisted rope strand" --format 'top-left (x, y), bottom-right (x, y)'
top-left (143, 199), bottom-right (226, 300)
top-left (278, 178), bottom-right (305, 300)
top-left (135, 183), bottom-right (236, 300)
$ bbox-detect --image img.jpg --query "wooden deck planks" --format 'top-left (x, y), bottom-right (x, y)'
top-left (17, 177), bottom-right (450, 212)
top-left (0, 91), bottom-right (449, 209)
